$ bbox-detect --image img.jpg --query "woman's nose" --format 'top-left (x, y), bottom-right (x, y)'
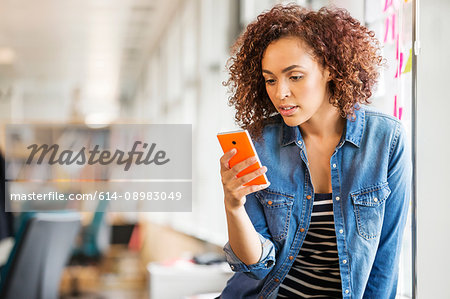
top-left (276, 81), bottom-right (291, 100)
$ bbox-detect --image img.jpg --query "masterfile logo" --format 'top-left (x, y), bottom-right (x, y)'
top-left (26, 141), bottom-right (170, 171)
top-left (6, 124), bottom-right (191, 181)
top-left (5, 124), bottom-right (192, 213)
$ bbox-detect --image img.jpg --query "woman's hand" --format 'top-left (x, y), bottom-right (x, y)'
top-left (220, 148), bottom-right (270, 211)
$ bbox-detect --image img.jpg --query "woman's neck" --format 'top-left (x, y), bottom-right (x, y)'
top-left (299, 106), bottom-right (346, 140)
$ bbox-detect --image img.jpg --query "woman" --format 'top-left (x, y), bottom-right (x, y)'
top-left (218, 4), bottom-right (411, 299)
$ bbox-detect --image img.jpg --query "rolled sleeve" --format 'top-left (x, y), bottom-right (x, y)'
top-left (223, 232), bottom-right (275, 280)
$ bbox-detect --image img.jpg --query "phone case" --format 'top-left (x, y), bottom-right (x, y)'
top-left (217, 130), bottom-right (268, 186)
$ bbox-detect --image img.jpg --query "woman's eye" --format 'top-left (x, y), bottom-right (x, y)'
top-left (265, 79), bottom-right (276, 85)
top-left (290, 75), bottom-right (303, 81)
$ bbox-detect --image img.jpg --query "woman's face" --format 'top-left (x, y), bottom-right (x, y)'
top-left (261, 36), bottom-right (332, 127)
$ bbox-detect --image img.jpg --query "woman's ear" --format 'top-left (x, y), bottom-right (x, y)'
top-left (324, 68), bottom-right (332, 82)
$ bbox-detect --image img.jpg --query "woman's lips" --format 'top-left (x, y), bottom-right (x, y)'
top-left (279, 106), bottom-right (298, 116)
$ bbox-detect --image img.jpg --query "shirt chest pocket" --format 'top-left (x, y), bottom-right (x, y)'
top-left (255, 189), bottom-right (295, 242)
top-left (351, 182), bottom-right (391, 240)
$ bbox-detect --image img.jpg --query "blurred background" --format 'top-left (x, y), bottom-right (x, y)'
top-left (0, 0), bottom-right (448, 298)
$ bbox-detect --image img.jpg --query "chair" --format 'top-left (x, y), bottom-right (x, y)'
top-left (0, 153), bottom-right (14, 241)
top-left (0, 212), bottom-right (81, 299)
top-left (71, 199), bottom-right (110, 263)
top-left (68, 200), bottom-right (110, 296)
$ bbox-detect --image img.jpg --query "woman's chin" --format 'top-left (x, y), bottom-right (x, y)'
top-left (281, 115), bottom-right (304, 127)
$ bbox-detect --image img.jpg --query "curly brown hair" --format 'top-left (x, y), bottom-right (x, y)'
top-left (224, 4), bottom-right (384, 141)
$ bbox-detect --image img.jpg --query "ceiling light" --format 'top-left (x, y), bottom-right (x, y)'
top-left (0, 47), bottom-right (16, 65)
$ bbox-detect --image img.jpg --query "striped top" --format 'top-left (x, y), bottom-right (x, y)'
top-left (277, 193), bottom-right (342, 298)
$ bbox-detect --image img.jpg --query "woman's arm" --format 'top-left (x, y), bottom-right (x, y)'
top-left (363, 122), bottom-right (412, 298)
top-left (220, 149), bottom-right (275, 279)
top-left (225, 205), bottom-right (262, 265)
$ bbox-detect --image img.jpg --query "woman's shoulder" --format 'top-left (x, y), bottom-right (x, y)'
top-left (263, 114), bottom-right (284, 130)
top-left (363, 106), bottom-right (402, 124)
top-left (246, 115), bottom-right (288, 153)
top-left (250, 115), bottom-right (284, 140)
top-left (361, 106), bottom-right (407, 153)
top-left (362, 106), bottom-right (404, 133)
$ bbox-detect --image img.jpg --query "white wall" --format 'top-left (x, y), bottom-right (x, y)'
top-left (417, 0), bottom-right (450, 297)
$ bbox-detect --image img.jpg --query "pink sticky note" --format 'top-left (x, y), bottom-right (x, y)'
top-left (393, 95), bottom-right (397, 117)
top-left (384, 0), bottom-right (389, 11)
top-left (384, 17), bottom-right (390, 43)
top-left (395, 52), bottom-right (404, 78)
top-left (392, 13), bottom-right (396, 41)
top-left (396, 34), bottom-right (399, 59)
top-left (384, 0), bottom-right (393, 12)
top-left (399, 52), bottom-right (404, 75)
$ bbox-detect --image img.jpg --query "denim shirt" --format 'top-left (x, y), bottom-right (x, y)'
top-left (220, 106), bottom-right (411, 299)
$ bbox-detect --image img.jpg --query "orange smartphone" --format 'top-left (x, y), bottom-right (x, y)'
top-left (217, 129), bottom-right (268, 186)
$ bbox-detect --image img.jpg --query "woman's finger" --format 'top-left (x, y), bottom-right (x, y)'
top-left (228, 165), bottom-right (268, 190)
top-left (234, 182), bottom-right (271, 199)
top-left (219, 148), bottom-right (237, 172)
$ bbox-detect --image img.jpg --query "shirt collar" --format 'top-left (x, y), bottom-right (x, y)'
top-left (281, 106), bottom-right (365, 148)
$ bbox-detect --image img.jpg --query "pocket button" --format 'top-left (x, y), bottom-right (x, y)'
top-left (256, 189), bottom-right (295, 241)
top-left (351, 183), bottom-right (391, 240)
